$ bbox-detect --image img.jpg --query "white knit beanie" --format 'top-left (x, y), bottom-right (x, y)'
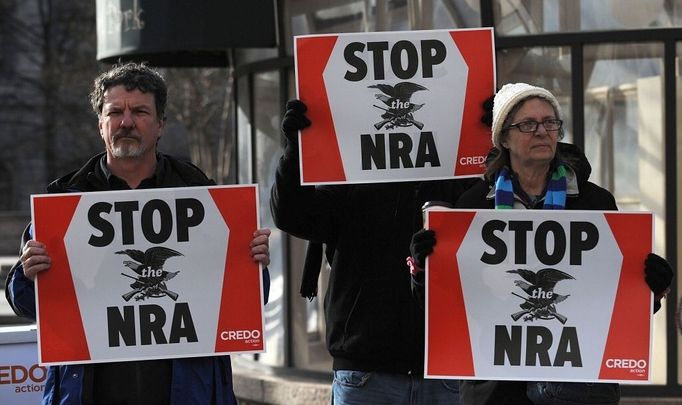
top-left (491, 83), bottom-right (562, 149)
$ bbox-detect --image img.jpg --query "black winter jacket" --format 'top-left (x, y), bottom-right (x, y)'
top-left (271, 141), bottom-right (475, 373)
top-left (48, 152), bottom-right (214, 193)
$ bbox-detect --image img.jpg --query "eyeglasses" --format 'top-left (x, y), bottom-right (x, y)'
top-left (505, 119), bottom-right (563, 133)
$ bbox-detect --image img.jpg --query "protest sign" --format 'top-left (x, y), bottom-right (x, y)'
top-left (425, 209), bottom-right (653, 383)
top-left (295, 28), bottom-right (495, 184)
top-left (32, 185), bottom-right (264, 365)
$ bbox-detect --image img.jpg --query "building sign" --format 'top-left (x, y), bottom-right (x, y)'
top-left (425, 209), bottom-right (653, 383)
top-left (294, 28), bottom-right (495, 184)
top-left (96, 0), bottom-right (276, 66)
top-left (32, 185), bottom-right (265, 365)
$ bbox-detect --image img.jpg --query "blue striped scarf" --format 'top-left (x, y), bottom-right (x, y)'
top-left (494, 165), bottom-right (567, 209)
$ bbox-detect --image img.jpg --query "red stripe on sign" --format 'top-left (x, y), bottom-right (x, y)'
top-left (209, 187), bottom-right (263, 352)
top-left (296, 36), bottom-right (346, 183)
top-left (599, 213), bottom-right (652, 381)
top-left (34, 195), bottom-right (91, 362)
top-left (427, 210), bottom-right (476, 376)
top-left (450, 29), bottom-right (494, 176)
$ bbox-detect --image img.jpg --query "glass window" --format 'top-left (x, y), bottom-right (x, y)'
top-left (285, 0), bottom-right (482, 54)
top-left (494, 0), bottom-right (682, 36)
top-left (676, 41), bottom-right (682, 385)
top-left (250, 71), bottom-right (286, 366)
top-left (431, 0), bottom-right (481, 29)
top-left (582, 43), bottom-right (663, 203)
top-left (162, 68), bottom-right (234, 184)
top-left (237, 75), bottom-right (253, 185)
top-left (583, 42), bottom-right (667, 384)
top-left (288, 0), bottom-right (377, 42)
top-left (496, 46), bottom-right (573, 143)
top-left (494, 0), bottom-right (570, 35)
top-left (581, 0), bottom-right (673, 31)
top-left (234, 48), bottom-right (279, 66)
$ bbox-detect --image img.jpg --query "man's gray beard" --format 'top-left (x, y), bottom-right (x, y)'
top-left (111, 142), bottom-right (146, 158)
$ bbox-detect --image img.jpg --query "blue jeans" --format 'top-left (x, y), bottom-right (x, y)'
top-left (527, 382), bottom-right (620, 405)
top-left (331, 370), bottom-right (460, 405)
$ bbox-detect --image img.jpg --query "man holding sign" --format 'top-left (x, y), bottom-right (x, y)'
top-left (411, 83), bottom-right (673, 404)
top-left (5, 63), bottom-right (271, 405)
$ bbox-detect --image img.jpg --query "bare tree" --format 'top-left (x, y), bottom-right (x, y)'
top-left (0, 0), bottom-right (100, 210)
top-left (163, 67), bottom-right (235, 184)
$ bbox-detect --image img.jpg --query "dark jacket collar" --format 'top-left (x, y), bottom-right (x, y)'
top-left (47, 152), bottom-right (214, 193)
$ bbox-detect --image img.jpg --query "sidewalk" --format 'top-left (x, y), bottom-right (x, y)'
top-left (232, 360), bottom-right (682, 405)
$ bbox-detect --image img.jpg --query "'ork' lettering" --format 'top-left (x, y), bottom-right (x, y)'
top-left (344, 40), bottom-right (446, 81)
top-left (107, 303), bottom-right (198, 347)
top-left (480, 220), bottom-right (598, 265)
top-left (88, 198), bottom-right (205, 247)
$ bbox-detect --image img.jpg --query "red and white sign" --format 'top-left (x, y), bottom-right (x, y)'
top-left (32, 185), bottom-right (265, 365)
top-left (295, 28), bottom-right (495, 185)
top-left (425, 209), bottom-right (653, 383)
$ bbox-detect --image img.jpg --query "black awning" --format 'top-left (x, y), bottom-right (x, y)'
top-left (96, 0), bottom-right (277, 67)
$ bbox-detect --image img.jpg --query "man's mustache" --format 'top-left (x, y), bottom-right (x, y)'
top-left (112, 130), bottom-right (141, 142)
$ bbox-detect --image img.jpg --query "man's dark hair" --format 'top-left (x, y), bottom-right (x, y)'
top-left (90, 62), bottom-right (167, 120)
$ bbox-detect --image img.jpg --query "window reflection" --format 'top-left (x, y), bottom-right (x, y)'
top-left (252, 71), bottom-right (286, 367)
top-left (583, 42), bottom-right (666, 384)
top-left (236, 75), bottom-right (252, 185)
top-left (286, 0), bottom-right (481, 53)
top-left (494, 0), bottom-right (681, 36)
top-left (497, 46), bottom-right (573, 143)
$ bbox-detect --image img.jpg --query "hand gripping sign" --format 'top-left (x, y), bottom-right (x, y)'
top-left (32, 185), bottom-right (265, 365)
top-left (424, 209), bottom-right (654, 383)
top-left (295, 28), bottom-right (495, 185)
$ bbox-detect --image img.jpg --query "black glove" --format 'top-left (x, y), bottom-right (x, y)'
top-left (410, 229), bottom-right (436, 269)
top-left (282, 99), bottom-right (311, 144)
top-left (480, 94), bottom-right (494, 127)
top-left (645, 253), bottom-right (673, 313)
top-left (645, 253), bottom-right (673, 295)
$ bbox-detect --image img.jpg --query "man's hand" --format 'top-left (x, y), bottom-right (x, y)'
top-left (250, 228), bottom-right (272, 267)
top-left (282, 100), bottom-right (311, 145)
top-left (410, 229), bottom-right (436, 269)
top-left (21, 240), bottom-right (52, 281)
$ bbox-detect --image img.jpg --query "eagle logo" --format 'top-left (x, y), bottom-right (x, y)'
top-left (116, 247), bottom-right (183, 302)
top-left (507, 268), bottom-right (575, 324)
top-left (369, 82), bottom-right (427, 130)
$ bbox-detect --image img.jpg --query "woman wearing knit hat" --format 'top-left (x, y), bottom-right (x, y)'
top-left (410, 83), bottom-right (673, 404)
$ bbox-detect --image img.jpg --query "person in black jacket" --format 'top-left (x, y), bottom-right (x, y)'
top-left (6, 62), bottom-right (271, 405)
top-left (410, 82), bottom-right (674, 405)
top-left (271, 100), bottom-right (481, 404)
